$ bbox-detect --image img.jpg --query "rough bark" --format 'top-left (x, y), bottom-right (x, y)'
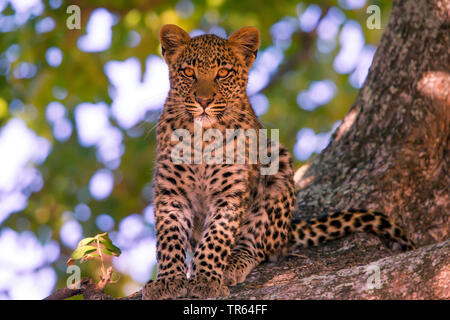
top-left (294, 0), bottom-right (449, 247)
top-left (225, 239), bottom-right (450, 299)
top-left (45, 0), bottom-right (449, 300)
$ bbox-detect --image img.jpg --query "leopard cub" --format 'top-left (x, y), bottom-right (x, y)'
top-left (142, 25), bottom-right (414, 300)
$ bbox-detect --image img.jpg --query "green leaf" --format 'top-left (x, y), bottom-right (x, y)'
top-left (97, 232), bottom-right (122, 256)
top-left (71, 245), bottom-right (97, 260)
top-left (100, 241), bottom-right (122, 256)
top-left (81, 253), bottom-right (99, 263)
top-left (96, 232), bottom-right (109, 239)
top-left (77, 237), bottom-right (96, 247)
top-left (101, 247), bottom-right (120, 257)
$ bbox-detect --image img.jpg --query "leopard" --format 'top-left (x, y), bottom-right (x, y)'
top-left (141, 24), bottom-right (415, 300)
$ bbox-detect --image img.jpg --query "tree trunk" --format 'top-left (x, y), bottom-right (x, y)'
top-left (294, 0), bottom-right (449, 246)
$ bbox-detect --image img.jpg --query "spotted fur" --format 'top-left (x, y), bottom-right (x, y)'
top-left (141, 25), bottom-right (415, 300)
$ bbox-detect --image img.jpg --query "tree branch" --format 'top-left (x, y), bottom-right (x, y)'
top-left (44, 266), bottom-right (115, 300)
top-left (261, 31), bottom-right (314, 93)
top-left (43, 287), bottom-right (82, 300)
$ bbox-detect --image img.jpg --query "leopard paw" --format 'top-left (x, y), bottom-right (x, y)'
top-left (223, 266), bottom-right (249, 287)
top-left (223, 255), bottom-right (257, 286)
top-left (142, 276), bottom-right (188, 300)
top-left (187, 276), bottom-right (230, 299)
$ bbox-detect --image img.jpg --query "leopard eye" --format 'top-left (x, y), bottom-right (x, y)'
top-left (217, 68), bottom-right (230, 78)
top-left (182, 67), bottom-right (195, 78)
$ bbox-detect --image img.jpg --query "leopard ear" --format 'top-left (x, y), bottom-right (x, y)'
top-left (228, 26), bottom-right (260, 68)
top-left (159, 24), bottom-right (190, 63)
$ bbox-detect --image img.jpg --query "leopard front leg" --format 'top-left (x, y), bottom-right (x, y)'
top-left (224, 147), bottom-right (295, 286)
top-left (223, 191), bottom-right (294, 286)
top-left (187, 180), bottom-right (248, 298)
top-left (142, 177), bottom-right (193, 300)
top-left (187, 207), bottom-right (242, 298)
top-left (222, 197), bottom-right (267, 287)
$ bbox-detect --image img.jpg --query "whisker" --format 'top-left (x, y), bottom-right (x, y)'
top-left (143, 109), bottom-right (187, 139)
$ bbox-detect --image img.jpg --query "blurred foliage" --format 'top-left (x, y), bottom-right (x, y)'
top-left (0, 0), bottom-right (393, 298)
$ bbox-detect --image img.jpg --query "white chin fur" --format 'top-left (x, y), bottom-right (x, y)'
top-left (194, 115), bottom-right (216, 128)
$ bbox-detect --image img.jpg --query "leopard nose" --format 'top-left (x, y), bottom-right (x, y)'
top-left (195, 97), bottom-right (213, 109)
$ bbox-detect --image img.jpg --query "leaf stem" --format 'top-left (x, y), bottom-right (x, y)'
top-left (96, 235), bottom-right (106, 278)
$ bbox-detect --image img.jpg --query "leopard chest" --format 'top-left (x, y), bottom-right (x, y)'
top-left (181, 163), bottom-right (222, 249)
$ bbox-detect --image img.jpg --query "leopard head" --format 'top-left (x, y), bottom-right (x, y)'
top-left (160, 24), bottom-right (260, 127)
